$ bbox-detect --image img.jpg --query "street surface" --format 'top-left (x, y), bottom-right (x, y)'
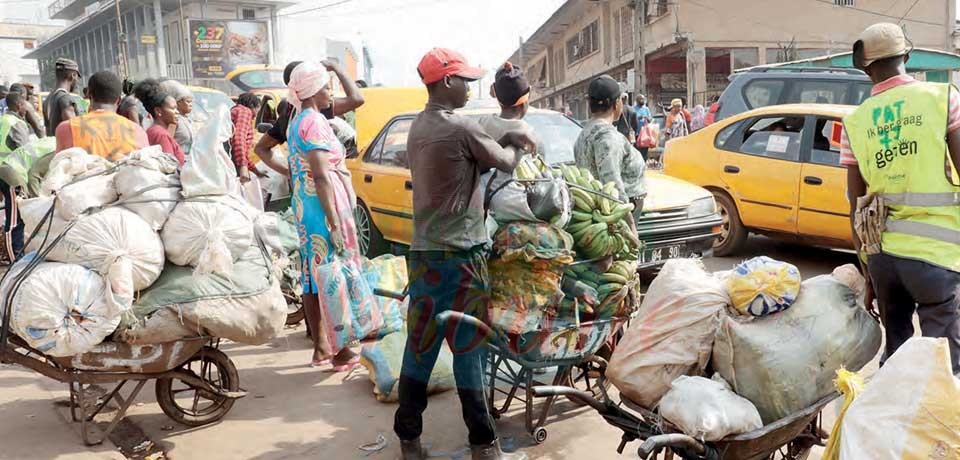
top-left (0, 236), bottom-right (866, 460)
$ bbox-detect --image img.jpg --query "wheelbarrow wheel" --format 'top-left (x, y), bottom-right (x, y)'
top-left (769, 440), bottom-right (812, 460)
top-left (284, 290), bottom-right (305, 326)
top-left (156, 346), bottom-right (240, 427)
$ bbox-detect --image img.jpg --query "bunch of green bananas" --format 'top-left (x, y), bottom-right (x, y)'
top-left (557, 164), bottom-right (640, 259)
top-left (562, 259), bottom-right (638, 317)
top-left (514, 155), bottom-right (555, 181)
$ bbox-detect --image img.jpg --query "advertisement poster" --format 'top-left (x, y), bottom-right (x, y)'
top-left (190, 20), bottom-right (268, 78)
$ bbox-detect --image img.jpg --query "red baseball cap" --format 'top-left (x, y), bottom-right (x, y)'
top-left (417, 48), bottom-right (486, 85)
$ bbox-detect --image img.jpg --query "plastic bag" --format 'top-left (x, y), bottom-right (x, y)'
top-left (713, 275), bottom-right (881, 424)
top-left (821, 368), bottom-right (865, 460)
top-left (40, 148), bottom-right (118, 221)
top-left (2, 258), bottom-right (119, 357)
top-left (362, 255), bottom-right (408, 338)
top-left (180, 105), bottom-right (238, 198)
top-left (359, 331), bottom-right (455, 402)
top-left (659, 375), bottom-right (763, 441)
top-left (527, 176), bottom-right (571, 226)
top-left (492, 222), bottom-right (575, 264)
top-left (161, 197), bottom-right (254, 277)
top-left (314, 257), bottom-right (384, 353)
top-left (725, 256), bottom-right (801, 317)
top-left (607, 259), bottom-right (728, 409)
top-left (838, 338), bottom-right (960, 460)
top-left (637, 124), bottom-right (658, 148)
top-left (114, 146), bottom-right (181, 230)
top-left (482, 170), bottom-right (539, 223)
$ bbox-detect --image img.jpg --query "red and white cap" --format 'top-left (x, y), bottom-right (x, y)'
top-left (417, 48), bottom-right (486, 85)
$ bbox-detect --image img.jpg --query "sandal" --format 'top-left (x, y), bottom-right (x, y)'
top-left (327, 357), bottom-right (361, 373)
top-left (309, 358), bottom-right (332, 368)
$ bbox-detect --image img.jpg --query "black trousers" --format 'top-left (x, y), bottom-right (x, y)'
top-left (0, 180), bottom-right (23, 261)
top-left (868, 252), bottom-right (960, 375)
top-left (394, 246), bottom-right (496, 446)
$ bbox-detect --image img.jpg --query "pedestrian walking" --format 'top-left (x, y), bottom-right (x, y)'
top-left (230, 93), bottom-right (262, 183)
top-left (663, 98), bottom-right (690, 141)
top-left (260, 61), bottom-right (364, 371)
top-left (55, 71), bottom-right (148, 160)
top-left (574, 75), bottom-right (646, 229)
top-left (614, 93), bottom-right (639, 145)
top-left (843, 23), bottom-right (960, 375)
top-left (160, 80), bottom-right (197, 155)
top-left (0, 89), bottom-right (34, 263)
top-left (136, 79), bottom-right (185, 166)
top-left (43, 58), bottom-right (85, 137)
top-left (690, 104), bottom-right (706, 131)
top-left (634, 94), bottom-right (653, 159)
top-left (394, 48), bottom-right (535, 460)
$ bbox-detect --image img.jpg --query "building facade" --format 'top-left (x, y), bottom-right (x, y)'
top-left (0, 22), bottom-right (62, 87)
top-left (25, 0), bottom-right (292, 93)
top-left (509, 0), bottom-right (957, 120)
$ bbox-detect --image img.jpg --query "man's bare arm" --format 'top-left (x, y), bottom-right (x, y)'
top-left (947, 127), bottom-right (960, 176)
top-left (323, 61), bottom-right (365, 115)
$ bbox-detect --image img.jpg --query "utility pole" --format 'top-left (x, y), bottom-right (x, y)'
top-left (518, 35), bottom-right (524, 68)
top-left (632, 0), bottom-right (647, 101)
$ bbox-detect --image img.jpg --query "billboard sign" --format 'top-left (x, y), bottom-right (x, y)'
top-left (190, 19), bottom-right (268, 78)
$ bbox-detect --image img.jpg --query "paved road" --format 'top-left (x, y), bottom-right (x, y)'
top-left (0, 236), bottom-right (862, 460)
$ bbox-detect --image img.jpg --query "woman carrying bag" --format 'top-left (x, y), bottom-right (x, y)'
top-left (258, 61), bottom-right (371, 372)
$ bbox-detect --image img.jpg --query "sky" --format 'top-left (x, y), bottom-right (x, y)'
top-left (276, 0), bottom-right (566, 88)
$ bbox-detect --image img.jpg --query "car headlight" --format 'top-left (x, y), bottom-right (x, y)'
top-left (687, 197), bottom-right (717, 218)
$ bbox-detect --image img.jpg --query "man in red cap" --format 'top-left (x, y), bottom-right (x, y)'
top-left (395, 48), bottom-right (535, 460)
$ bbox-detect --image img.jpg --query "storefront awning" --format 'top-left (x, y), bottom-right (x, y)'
top-left (744, 48), bottom-right (960, 73)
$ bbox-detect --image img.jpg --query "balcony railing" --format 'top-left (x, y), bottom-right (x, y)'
top-left (167, 64), bottom-right (188, 80)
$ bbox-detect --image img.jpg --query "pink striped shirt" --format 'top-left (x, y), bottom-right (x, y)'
top-left (839, 75), bottom-right (960, 166)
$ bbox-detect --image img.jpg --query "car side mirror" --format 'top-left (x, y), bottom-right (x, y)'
top-left (256, 123), bottom-right (273, 134)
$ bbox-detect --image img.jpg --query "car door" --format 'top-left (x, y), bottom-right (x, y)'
top-left (356, 117), bottom-right (415, 245)
top-left (797, 115), bottom-right (853, 246)
top-left (718, 115), bottom-right (804, 233)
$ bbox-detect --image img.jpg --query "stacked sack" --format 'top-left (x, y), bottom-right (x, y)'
top-left (607, 257), bottom-right (882, 440)
top-left (5, 112), bottom-right (287, 357)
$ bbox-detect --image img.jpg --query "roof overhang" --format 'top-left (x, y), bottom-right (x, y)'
top-left (751, 48), bottom-right (960, 72)
top-left (508, 0), bottom-right (602, 65)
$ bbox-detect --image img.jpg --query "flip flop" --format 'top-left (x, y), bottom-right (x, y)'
top-left (327, 357), bottom-right (361, 373)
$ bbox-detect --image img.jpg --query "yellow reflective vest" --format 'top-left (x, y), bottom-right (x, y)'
top-left (843, 82), bottom-right (960, 272)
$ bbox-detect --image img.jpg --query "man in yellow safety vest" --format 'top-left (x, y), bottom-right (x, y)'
top-left (0, 88), bottom-right (34, 264)
top-left (843, 23), bottom-right (960, 375)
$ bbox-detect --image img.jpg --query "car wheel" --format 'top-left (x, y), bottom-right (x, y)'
top-left (354, 200), bottom-right (388, 258)
top-left (712, 191), bottom-right (747, 257)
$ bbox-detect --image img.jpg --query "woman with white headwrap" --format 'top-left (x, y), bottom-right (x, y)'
top-left (259, 61), bottom-right (362, 370)
top-left (160, 79), bottom-right (196, 155)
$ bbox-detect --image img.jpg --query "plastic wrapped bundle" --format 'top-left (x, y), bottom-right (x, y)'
top-left (659, 375), bottom-right (763, 441)
top-left (725, 256), bottom-right (801, 317)
top-left (115, 146), bottom-right (181, 230)
top-left (161, 197), bottom-right (255, 277)
top-left (1, 257), bottom-right (118, 357)
top-left (713, 275), bottom-right (882, 424)
top-left (40, 148), bottom-right (117, 221)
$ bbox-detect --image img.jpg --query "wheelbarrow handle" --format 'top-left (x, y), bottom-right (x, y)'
top-left (637, 434), bottom-right (706, 459)
top-left (434, 311), bottom-right (497, 341)
top-left (531, 385), bottom-right (607, 412)
top-left (373, 288), bottom-right (407, 301)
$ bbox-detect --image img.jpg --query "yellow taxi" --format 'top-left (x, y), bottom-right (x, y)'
top-left (348, 102), bottom-right (723, 271)
top-left (663, 103), bottom-right (855, 256)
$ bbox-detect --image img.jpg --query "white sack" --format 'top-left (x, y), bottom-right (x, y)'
top-left (180, 105), bottom-right (238, 198)
top-left (161, 198), bottom-right (254, 277)
top-left (2, 259), bottom-right (118, 357)
top-left (839, 338), bottom-right (960, 460)
top-left (115, 146), bottom-right (181, 230)
top-left (51, 207), bottom-right (165, 292)
top-left (21, 196), bottom-right (68, 257)
top-left (260, 160), bottom-right (290, 201)
top-left (713, 275), bottom-right (882, 424)
top-left (659, 375), bottom-right (763, 442)
top-left (41, 148), bottom-right (118, 221)
top-left (118, 281), bottom-right (287, 345)
top-left (607, 259), bottom-right (728, 409)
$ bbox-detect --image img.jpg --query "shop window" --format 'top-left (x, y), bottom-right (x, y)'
top-left (566, 21), bottom-right (599, 64)
top-left (242, 8), bottom-right (255, 19)
top-left (834, 0), bottom-right (854, 5)
top-left (732, 48), bottom-right (758, 71)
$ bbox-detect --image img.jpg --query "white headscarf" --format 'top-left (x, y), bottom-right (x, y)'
top-left (286, 61), bottom-right (331, 111)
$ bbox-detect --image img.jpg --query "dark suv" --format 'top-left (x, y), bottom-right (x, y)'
top-left (706, 67), bottom-right (872, 125)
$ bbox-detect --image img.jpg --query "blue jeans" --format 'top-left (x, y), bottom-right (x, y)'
top-left (0, 180), bottom-right (23, 261)
top-left (394, 245), bottom-right (496, 446)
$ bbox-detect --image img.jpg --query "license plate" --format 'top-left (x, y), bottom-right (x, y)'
top-left (640, 244), bottom-right (684, 265)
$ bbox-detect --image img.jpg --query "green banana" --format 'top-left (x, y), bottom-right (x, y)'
top-left (579, 167), bottom-right (593, 182)
top-left (566, 218), bottom-right (593, 234)
top-left (572, 225), bottom-right (593, 241)
top-left (597, 283), bottom-right (624, 297)
top-left (594, 207), bottom-right (631, 223)
top-left (571, 209), bottom-right (593, 222)
top-left (571, 188), bottom-right (596, 209)
top-left (601, 272), bottom-right (629, 284)
top-left (578, 223), bottom-right (607, 251)
top-left (573, 196), bottom-right (592, 212)
top-left (608, 262), bottom-right (630, 279)
top-left (603, 182), bottom-right (620, 200)
top-left (590, 179), bottom-right (602, 193)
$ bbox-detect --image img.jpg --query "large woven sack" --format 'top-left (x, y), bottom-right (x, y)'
top-left (362, 255), bottom-right (408, 339)
top-left (607, 259), bottom-right (728, 409)
top-left (359, 331), bottom-right (455, 403)
top-left (838, 338), bottom-right (960, 460)
top-left (161, 197), bottom-right (254, 277)
top-left (713, 275), bottom-right (882, 424)
top-left (1, 258), bottom-right (118, 357)
top-left (40, 148), bottom-right (117, 221)
top-left (659, 375), bottom-right (763, 442)
top-left (115, 146), bottom-right (181, 230)
top-left (117, 248), bottom-right (285, 345)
